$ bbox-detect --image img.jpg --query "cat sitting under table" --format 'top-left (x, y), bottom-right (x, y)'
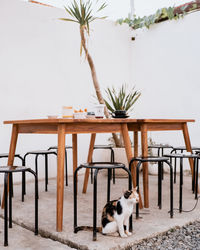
top-left (101, 188), bottom-right (139, 238)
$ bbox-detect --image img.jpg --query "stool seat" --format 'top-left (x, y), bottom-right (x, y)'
top-left (0, 153), bottom-right (22, 158)
top-left (172, 146), bottom-right (200, 151)
top-left (80, 162), bottom-right (125, 169)
top-left (93, 145), bottom-right (113, 149)
top-left (0, 166), bottom-right (30, 173)
top-left (25, 150), bottom-right (57, 155)
top-left (131, 156), bottom-right (169, 162)
top-left (164, 153), bottom-right (200, 159)
top-left (148, 144), bottom-right (173, 149)
top-left (48, 146), bottom-right (72, 150)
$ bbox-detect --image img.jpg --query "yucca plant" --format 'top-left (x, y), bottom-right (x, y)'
top-left (60, 0), bottom-right (108, 109)
top-left (104, 84), bottom-right (141, 114)
top-left (60, 0), bottom-right (122, 146)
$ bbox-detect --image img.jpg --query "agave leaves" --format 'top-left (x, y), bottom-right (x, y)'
top-left (104, 84), bottom-right (141, 113)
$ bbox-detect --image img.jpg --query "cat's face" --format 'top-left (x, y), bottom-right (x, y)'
top-left (123, 188), bottom-right (139, 203)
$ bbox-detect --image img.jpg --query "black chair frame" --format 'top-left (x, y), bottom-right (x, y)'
top-left (92, 145), bottom-right (115, 184)
top-left (129, 157), bottom-right (174, 219)
top-left (1, 166), bottom-right (38, 247)
top-left (74, 162), bottom-right (132, 241)
top-left (164, 153), bottom-right (200, 213)
top-left (48, 146), bottom-right (72, 186)
top-left (24, 151), bottom-right (57, 193)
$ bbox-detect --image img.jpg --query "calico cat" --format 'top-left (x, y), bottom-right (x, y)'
top-left (101, 188), bottom-right (139, 238)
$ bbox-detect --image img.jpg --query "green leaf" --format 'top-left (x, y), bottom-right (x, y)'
top-left (59, 18), bottom-right (79, 23)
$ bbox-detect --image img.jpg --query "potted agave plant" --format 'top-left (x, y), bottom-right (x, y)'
top-left (104, 84), bottom-right (141, 119)
top-left (103, 84), bottom-right (141, 177)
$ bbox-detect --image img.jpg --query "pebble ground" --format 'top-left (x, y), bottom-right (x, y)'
top-left (132, 220), bottom-right (200, 250)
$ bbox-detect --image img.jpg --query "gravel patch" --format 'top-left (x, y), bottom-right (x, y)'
top-left (131, 220), bottom-right (200, 250)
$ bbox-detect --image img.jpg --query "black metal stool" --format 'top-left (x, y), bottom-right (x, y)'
top-left (0, 154), bottom-right (24, 198)
top-left (74, 162), bottom-right (132, 241)
top-left (148, 144), bottom-right (173, 180)
top-left (129, 156), bottom-right (174, 219)
top-left (48, 145), bottom-right (72, 186)
top-left (164, 153), bottom-right (199, 213)
top-left (24, 150), bottom-right (57, 192)
top-left (170, 147), bottom-right (200, 183)
top-left (148, 144), bottom-right (173, 157)
top-left (92, 145), bottom-right (115, 184)
top-left (0, 165), bottom-right (38, 246)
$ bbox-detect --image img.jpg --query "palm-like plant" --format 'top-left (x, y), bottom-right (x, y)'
top-left (60, 0), bottom-right (121, 146)
top-left (60, 0), bottom-right (107, 109)
top-left (104, 85), bottom-right (141, 114)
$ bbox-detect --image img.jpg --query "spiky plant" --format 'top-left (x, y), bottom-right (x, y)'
top-left (104, 84), bottom-right (141, 114)
top-left (60, 0), bottom-right (122, 146)
top-left (59, 0), bottom-right (107, 107)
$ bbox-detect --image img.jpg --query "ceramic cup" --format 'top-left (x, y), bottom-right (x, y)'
top-left (94, 104), bottom-right (105, 118)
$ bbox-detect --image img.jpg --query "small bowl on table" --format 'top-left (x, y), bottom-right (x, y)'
top-left (47, 115), bottom-right (58, 119)
top-left (73, 112), bottom-right (87, 119)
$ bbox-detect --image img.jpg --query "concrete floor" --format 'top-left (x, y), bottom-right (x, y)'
top-left (0, 171), bottom-right (200, 250)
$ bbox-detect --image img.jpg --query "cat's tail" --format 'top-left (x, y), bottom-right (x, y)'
top-left (77, 226), bottom-right (102, 233)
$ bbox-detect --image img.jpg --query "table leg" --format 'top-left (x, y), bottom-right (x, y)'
top-left (57, 124), bottom-right (65, 232)
top-left (182, 123), bottom-right (193, 175)
top-left (121, 124), bottom-right (143, 208)
top-left (141, 124), bottom-right (149, 208)
top-left (82, 133), bottom-right (96, 193)
top-left (2, 125), bottom-right (18, 209)
top-left (133, 131), bottom-right (138, 185)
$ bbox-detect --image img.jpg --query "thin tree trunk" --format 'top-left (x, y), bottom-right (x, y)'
top-left (80, 26), bottom-right (122, 147)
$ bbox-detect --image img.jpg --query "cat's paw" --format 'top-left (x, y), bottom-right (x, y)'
top-left (125, 231), bottom-right (132, 236)
top-left (120, 233), bottom-right (128, 238)
top-left (112, 232), bottom-right (120, 237)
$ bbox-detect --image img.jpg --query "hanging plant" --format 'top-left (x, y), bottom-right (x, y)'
top-left (118, 1), bottom-right (200, 30)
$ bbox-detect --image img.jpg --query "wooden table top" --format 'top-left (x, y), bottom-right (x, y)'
top-left (3, 118), bottom-right (195, 125)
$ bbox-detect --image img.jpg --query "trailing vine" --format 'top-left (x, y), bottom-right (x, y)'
top-left (117, 1), bottom-right (200, 30)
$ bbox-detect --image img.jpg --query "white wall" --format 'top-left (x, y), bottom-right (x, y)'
top-left (0, 0), bottom-right (132, 181)
top-left (131, 12), bottom-right (200, 151)
top-left (1, 0), bottom-right (200, 182)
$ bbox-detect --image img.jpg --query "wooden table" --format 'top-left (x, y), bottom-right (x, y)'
top-left (4, 118), bottom-right (194, 232)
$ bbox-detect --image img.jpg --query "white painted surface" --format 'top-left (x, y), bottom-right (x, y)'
top-left (0, 0), bottom-right (132, 182)
top-left (131, 12), bottom-right (200, 168)
top-left (0, 0), bottom-right (199, 185)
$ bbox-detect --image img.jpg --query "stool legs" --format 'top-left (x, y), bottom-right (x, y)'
top-left (9, 174), bottom-right (12, 229)
top-left (179, 158), bottom-right (183, 213)
top-left (74, 166), bottom-right (82, 233)
top-left (93, 169), bottom-right (99, 241)
top-left (45, 154), bottom-right (48, 192)
top-left (4, 173), bottom-right (8, 247)
top-left (111, 149), bottom-right (115, 184)
top-left (195, 158), bottom-right (199, 200)
top-left (136, 162), bottom-right (142, 219)
top-left (107, 169), bottom-right (111, 202)
top-left (27, 169), bottom-right (39, 235)
top-left (165, 160), bottom-right (174, 218)
top-left (158, 161), bottom-right (162, 209)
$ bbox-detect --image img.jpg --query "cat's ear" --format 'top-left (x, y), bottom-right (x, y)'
top-left (134, 186), bottom-right (138, 191)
